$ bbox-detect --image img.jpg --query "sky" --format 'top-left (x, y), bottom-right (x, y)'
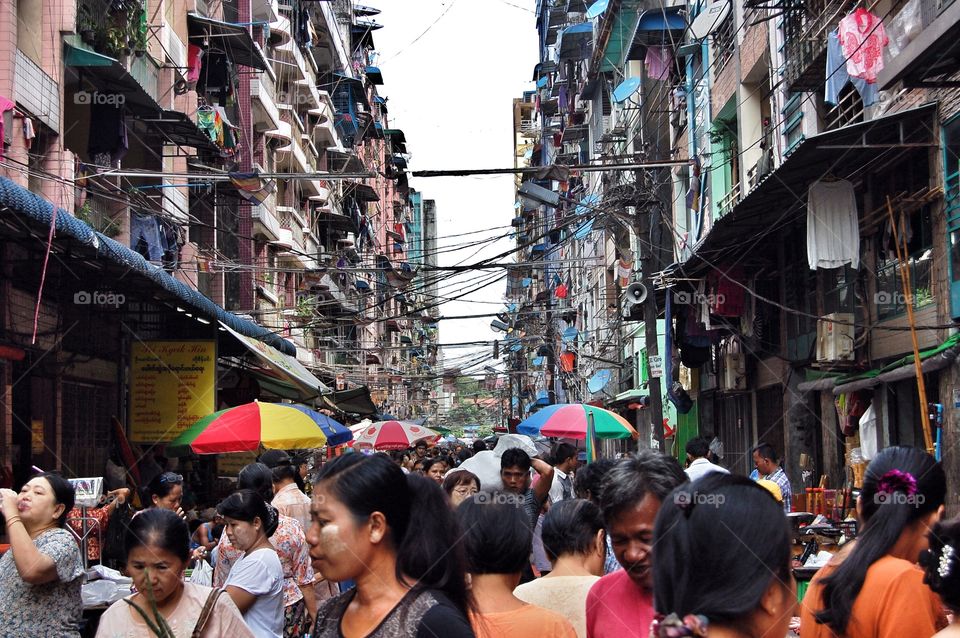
top-left (367, 0), bottom-right (539, 373)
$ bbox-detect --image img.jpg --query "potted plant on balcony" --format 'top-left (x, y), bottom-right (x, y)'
top-left (78, 8), bottom-right (97, 45)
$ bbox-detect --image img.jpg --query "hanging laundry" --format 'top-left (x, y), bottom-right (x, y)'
top-left (0, 96), bottom-right (14, 155)
top-left (838, 8), bottom-right (888, 82)
top-left (617, 259), bottom-right (633, 286)
top-left (644, 46), bottom-right (673, 80)
top-left (686, 156), bottom-right (702, 212)
top-left (186, 44), bottom-right (204, 85)
top-left (806, 179), bottom-right (860, 270)
top-left (130, 212), bottom-right (165, 262)
top-left (229, 170), bottom-right (276, 205)
top-left (22, 117), bottom-right (35, 148)
top-left (555, 283), bottom-right (568, 299)
top-left (558, 85), bottom-right (568, 115)
top-left (708, 266), bottom-right (746, 317)
top-left (196, 106), bottom-right (221, 144)
top-left (825, 30), bottom-right (878, 107)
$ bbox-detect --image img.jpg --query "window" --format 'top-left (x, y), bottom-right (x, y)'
top-left (61, 381), bottom-right (113, 478)
top-left (876, 206), bottom-right (934, 320)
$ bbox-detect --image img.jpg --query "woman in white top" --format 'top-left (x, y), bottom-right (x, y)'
top-left (218, 489), bottom-right (285, 638)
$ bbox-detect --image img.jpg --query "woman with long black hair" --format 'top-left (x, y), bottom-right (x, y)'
top-left (307, 454), bottom-right (474, 637)
top-left (800, 446), bottom-right (947, 638)
top-left (650, 473), bottom-right (796, 638)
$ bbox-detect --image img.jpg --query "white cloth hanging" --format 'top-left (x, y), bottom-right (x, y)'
top-left (806, 179), bottom-right (860, 270)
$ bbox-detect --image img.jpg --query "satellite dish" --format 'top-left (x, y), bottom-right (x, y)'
top-left (689, 0), bottom-right (730, 40)
top-left (624, 282), bottom-right (648, 306)
top-left (588, 369), bottom-right (612, 393)
top-left (586, 0), bottom-right (609, 19)
top-left (613, 77), bottom-right (641, 103)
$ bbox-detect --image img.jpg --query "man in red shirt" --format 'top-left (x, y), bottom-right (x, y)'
top-left (585, 451), bottom-right (687, 638)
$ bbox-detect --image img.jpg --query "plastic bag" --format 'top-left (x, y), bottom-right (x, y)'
top-left (456, 451), bottom-right (505, 492)
top-left (885, 0), bottom-right (921, 59)
top-left (189, 559), bottom-right (213, 586)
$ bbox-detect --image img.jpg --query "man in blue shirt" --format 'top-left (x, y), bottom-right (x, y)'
top-left (752, 442), bottom-right (792, 513)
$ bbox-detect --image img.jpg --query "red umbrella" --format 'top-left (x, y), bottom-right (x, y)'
top-left (354, 420), bottom-right (440, 450)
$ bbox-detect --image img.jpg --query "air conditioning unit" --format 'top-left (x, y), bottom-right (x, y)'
top-left (722, 353), bottom-right (747, 391)
top-left (817, 313), bottom-right (855, 362)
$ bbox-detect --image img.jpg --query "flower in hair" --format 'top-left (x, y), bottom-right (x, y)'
top-left (939, 544), bottom-right (955, 580)
top-left (651, 613), bottom-right (709, 638)
top-left (876, 469), bottom-right (918, 497)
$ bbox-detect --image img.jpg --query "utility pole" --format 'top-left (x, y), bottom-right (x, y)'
top-left (635, 200), bottom-right (664, 450)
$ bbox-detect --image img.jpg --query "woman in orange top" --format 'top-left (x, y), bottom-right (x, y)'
top-left (800, 446), bottom-right (947, 638)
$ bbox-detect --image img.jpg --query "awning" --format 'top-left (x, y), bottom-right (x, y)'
top-left (345, 182), bottom-right (380, 202)
top-left (64, 46), bottom-right (164, 118)
top-left (352, 21), bottom-right (381, 49)
top-left (598, 4), bottom-right (642, 72)
top-left (187, 14), bottom-right (268, 71)
top-left (607, 388), bottom-right (647, 407)
top-left (558, 22), bottom-right (593, 60)
top-left (532, 61), bottom-right (557, 81)
top-left (374, 95), bottom-right (388, 113)
top-left (631, 6), bottom-right (687, 52)
top-left (326, 149), bottom-right (366, 173)
top-left (316, 210), bottom-right (359, 233)
top-left (365, 66), bottom-right (384, 84)
top-left (832, 334), bottom-right (960, 396)
top-left (219, 322), bottom-right (329, 398)
top-left (385, 128), bottom-right (407, 152)
top-left (63, 35), bottom-right (114, 67)
top-left (0, 176), bottom-right (296, 355)
top-left (138, 110), bottom-right (222, 155)
top-left (322, 386), bottom-right (379, 416)
top-left (663, 103), bottom-right (938, 282)
top-left (877, 0), bottom-right (960, 90)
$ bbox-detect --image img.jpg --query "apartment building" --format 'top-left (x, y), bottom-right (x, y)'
top-left (506, 0), bottom-right (960, 494)
top-left (0, 0), bottom-right (433, 485)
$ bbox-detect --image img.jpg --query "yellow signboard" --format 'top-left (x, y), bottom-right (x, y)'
top-left (130, 341), bottom-right (216, 443)
top-left (217, 451), bottom-right (258, 477)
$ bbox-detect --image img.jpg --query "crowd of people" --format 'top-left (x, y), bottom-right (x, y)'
top-left (0, 439), bottom-right (957, 638)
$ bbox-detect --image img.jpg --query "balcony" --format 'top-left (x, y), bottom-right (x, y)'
top-left (782, 1), bottom-right (847, 92)
top-left (252, 0), bottom-right (278, 23)
top-left (252, 193), bottom-right (282, 242)
top-left (877, 0), bottom-right (960, 90)
top-left (251, 72), bottom-right (281, 132)
top-left (274, 39), bottom-right (308, 85)
top-left (717, 180), bottom-right (743, 217)
top-left (269, 15), bottom-right (293, 47)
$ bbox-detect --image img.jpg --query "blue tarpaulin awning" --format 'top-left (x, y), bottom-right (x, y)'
top-left (365, 66), bottom-right (384, 84)
top-left (0, 177), bottom-right (297, 356)
top-left (558, 22), bottom-right (593, 60)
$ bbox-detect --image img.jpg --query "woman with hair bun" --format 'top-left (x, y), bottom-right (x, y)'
top-left (218, 488), bottom-right (284, 638)
top-left (213, 463), bottom-right (317, 637)
top-left (801, 446), bottom-right (948, 638)
top-left (921, 516), bottom-right (960, 638)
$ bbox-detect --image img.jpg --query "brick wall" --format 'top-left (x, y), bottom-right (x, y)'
top-left (740, 22), bottom-right (769, 82)
top-left (711, 58), bottom-right (738, 117)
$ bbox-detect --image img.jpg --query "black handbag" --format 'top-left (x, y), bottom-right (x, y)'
top-left (101, 501), bottom-right (134, 568)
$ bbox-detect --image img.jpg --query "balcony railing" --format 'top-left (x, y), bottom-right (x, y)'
top-left (718, 179), bottom-right (743, 217)
top-left (782, 0), bottom-right (850, 92)
top-left (824, 85), bottom-right (864, 131)
top-left (711, 12), bottom-right (735, 74)
top-left (876, 256), bottom-right (934, 321)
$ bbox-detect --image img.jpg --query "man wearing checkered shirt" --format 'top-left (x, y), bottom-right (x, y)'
top-left (752, 442), bottom-right (792, 513)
